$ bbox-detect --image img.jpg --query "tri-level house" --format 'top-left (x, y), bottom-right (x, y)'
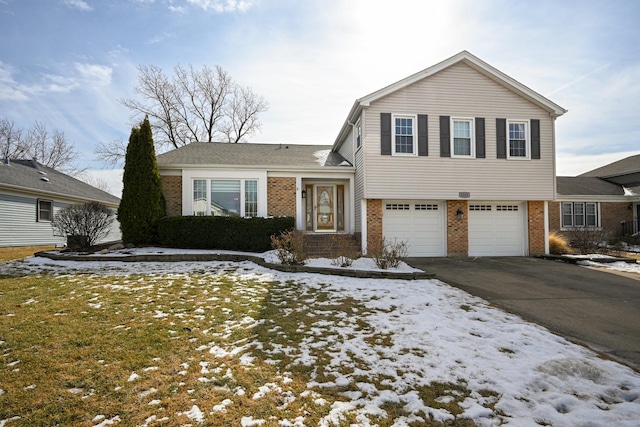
top-left (157, 51), bottom-right (567, 257)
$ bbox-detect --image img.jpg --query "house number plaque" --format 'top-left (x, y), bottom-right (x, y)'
top-left (459, 192), bottom-right (470, 198)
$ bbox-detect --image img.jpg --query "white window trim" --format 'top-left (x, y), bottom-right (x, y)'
top-left (182, 170), bottom-right (267, 217)
top-left (192, 178), bottom-right (259, 218)
top-left (392, 114), bottom-right (417, 156)
top-left (37, 199), bottom-right (53, 222)
top-left (561, 201), bottom-right (600, 229)
top-left (450, 117), bottom-right (475, 158)
top-left (353, 119), bottom-right (362, 151)
top-left (506, 119), bottom-right (531, 160)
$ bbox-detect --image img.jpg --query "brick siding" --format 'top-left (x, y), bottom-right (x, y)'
top-left (527, 201), bottom-right (545, 255)
top-left (267, 177), bottom-right (297, 217)
top-left (549, 201), bottom-right (633, 240)
top-left (447, 200), bottom-right (468, 256)
top-left (161, 175), bottom-right (182, 216)
top-left (366, 199), bottom-right (383, 252)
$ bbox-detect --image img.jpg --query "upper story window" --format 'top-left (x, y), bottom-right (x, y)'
top-left (37, 199), bottom-right (53, 222)
top-left (193, 179), bottom-right (258, 217)
top-left (562, 202), bottom-right (599, 228)
top-left (508, 120), bottom-right (530, 159)
top-left (451, 118), bottom-right (474, 157)
top-left (355, 121), bottom-right (362, 149)
top-left (393, 115), bottom-right (416, 155)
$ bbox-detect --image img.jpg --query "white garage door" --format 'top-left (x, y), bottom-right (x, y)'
top-left (382, 201), bottom-right (445, 257)
top-left (468, 203), bottom-right (526, 256)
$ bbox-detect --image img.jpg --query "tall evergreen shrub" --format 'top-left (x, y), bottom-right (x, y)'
top-left (118, 116), bottom-right (166, 244)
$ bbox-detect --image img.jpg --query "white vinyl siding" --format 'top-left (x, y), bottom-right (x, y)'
top-left (361, 62), bottom-right (556, 201)
top-left (0, 192), bottom-right (121, 248)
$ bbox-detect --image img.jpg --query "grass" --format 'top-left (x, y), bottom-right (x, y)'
top-left (0, 247), bottom-right (43, 262)
top-left (0, 264), bottom-right (485, 426)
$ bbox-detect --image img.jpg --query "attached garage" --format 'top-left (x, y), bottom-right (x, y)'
top-left (382, 201), bottom-right (446, 257)
top-left (468, 202), bottom-right (526, 256)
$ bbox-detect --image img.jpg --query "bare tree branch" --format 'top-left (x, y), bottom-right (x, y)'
top-left (94, 137), bottom-right (127, 168)
top-left (119, 63), bottom-right (269, 153)
top-left (0, 118), bottom-right (27, 159)
top-left (1, 118), bottom-right (83, 175)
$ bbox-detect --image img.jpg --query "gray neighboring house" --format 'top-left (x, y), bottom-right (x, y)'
top-left (550, 154), bottom-right (640, 239)
top-left (0, 159), bottom-right (121, 249)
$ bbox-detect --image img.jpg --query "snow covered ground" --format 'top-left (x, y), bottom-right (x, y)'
top-left (1, 251), bottom-right (639, 426)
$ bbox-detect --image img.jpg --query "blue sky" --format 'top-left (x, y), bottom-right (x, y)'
top-left (1, 0), bottom-right (639, 195)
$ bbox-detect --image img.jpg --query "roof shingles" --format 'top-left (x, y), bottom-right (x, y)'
top-left (0, 159), bottom-right (120, 205)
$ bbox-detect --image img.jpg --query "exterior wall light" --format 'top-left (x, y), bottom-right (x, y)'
top-left (301, 189), bottom-right (306, 199)
top-left (456, 208), bottom-right (464, 220)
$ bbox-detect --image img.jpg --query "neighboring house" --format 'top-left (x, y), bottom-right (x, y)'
top-left (157, 51), bottom-right (567, 257)
top-left (550, 155), bottom-right (640, 239)
top-left (0, 159), bottom-right (121, 249)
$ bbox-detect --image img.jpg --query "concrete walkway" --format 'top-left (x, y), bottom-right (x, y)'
top-left (407, 256), bottom-right (640, 372)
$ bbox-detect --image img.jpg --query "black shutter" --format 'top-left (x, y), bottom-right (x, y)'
top-left (475, 117), bottom-right (485, 158)
top-left (496, 118), bottom-right (506, 159)
top-left (418, 114), bottom-right (428, 156)
top-left (381, 113), bottom-right (391, 155)
top-left (531, 119), bottom-right (540, 159)
top-left (439, 116), bottom-right (450, 157)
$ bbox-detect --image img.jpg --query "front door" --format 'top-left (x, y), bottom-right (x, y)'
top-left (316, 185), bottom-right (334, 231)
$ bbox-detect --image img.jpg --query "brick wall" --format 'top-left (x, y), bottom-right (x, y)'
top-left (602, 202), bottom-right (633, 236)
top-left (527, 201), bottom-right (545, 255)
top-left (161, 175), bottom-right (182, 216)
top-left (366, 199), bottom-right (382, 252)
top-left (267, 177), bottom-right (296, 217)
top-left (447, 200), bottom-right (468, 256)
top-left (549, 201), bottom-right (633, 240)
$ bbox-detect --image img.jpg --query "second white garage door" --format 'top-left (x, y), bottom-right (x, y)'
top-left (382, 201), bottom-right (446, 257)
top-left (468, 202), bottom-right (526, 256)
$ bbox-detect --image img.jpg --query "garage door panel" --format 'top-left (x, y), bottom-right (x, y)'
top-left (383, 201), bottom-right (445, 257)
top-left (469, 203), bottom-right (525, 256)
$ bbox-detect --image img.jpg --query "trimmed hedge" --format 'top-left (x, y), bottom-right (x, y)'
top-left (157, 216), bottom-right (295, 252)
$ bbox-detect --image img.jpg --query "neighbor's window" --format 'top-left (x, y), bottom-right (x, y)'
top-left (508, 120), bottom-right (529, 158)
top-left (393, 115), bottom-right (415, 154)
top-left (452, 118), bottom-right (474, 157)
top-left (562, 202), bottom-right (598, 228)
top-left (192, 179), bottom-right (258, 217)
top-left (37, 199), bottom-right (53, 222)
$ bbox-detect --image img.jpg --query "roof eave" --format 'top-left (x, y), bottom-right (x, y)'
top-left (0, 183), bottom-right (120, 207)
top-left (357, 50), bottom-right (567, 117)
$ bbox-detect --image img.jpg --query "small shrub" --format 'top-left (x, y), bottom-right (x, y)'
top-left (549, 232), bottom-right (571, 254)
top-left (51, 202), bottom-right (115, 251)
top-left (331, 237), bottom-right (361, 268)
top-left (270, 229), bottom-right (307, 265)
top-left (566, 227), bottom-right (610, 255)
top-left (368, 237), bottom-right (408, 269)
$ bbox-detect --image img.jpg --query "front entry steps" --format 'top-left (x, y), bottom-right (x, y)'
top-left (303, 233), bottom-right (360, 258)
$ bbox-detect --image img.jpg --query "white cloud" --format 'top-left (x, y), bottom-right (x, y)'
top-left (62, 0), bottom-right (92, 11)
top-left (0, 61), bottom-right (28, 101)
top-left (75, 63), bottom-right (113, 87)
top-left (556, 150), bottom-right (640, 176)
top-left (185, 0), bottom-right (254, 13)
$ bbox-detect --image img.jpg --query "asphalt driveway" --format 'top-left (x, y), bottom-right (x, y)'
top-left (406, 256), bottom-right (640, 372)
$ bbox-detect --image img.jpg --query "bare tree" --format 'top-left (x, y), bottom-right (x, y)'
top-left (0, 118), bottom-right (27, 160)
top-left (120, 64), bottom-right (268, 150)
top-left (94, 137), bottom-right (127, 168)
top-left (0, 118), bottom-right (83, 175)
